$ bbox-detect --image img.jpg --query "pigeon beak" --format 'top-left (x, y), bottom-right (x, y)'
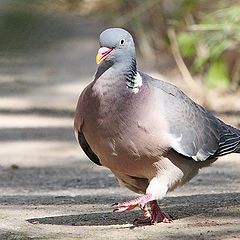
top-left (96, 47), bottom-right (113, 64)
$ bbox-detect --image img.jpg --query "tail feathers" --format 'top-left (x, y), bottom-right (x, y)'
top-left (216, 123), bottom-right (240, 157)
top-left (236, 143), bottom-right (240, 153)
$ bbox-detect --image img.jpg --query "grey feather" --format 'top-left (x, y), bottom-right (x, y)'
top-left (142, 72), bottom-right (240, 161)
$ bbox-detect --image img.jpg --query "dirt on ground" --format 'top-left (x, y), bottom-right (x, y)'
top-left (0, 12), bottom-right (239, 240)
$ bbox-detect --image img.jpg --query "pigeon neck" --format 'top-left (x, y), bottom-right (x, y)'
top-left (124, 58), bottom-right (137, 81)
top-left (94, 57), bottom-right (142, 93)
top-left (124, 58), bottom-right (142, 93)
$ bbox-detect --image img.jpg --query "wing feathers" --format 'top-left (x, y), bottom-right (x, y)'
top-left (77, 131), bottom-right (102, 166)
top-left (148, 74), bottom-right (240, 161)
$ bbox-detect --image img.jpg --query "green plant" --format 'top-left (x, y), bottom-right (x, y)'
top-left (177, 4), bottom-right (240, 88)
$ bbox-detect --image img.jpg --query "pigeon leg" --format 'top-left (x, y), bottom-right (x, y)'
top-left (133, 201), bottom-right (172, 225)
top-left (113, 193), bottom-right (153, 212)
top-left (150, 200), bottom-right (172, 224)
top-left (133, 204), bottom-right (152, 225)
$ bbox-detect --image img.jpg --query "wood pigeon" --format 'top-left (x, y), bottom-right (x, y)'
top-left (74, 28), bottom-right (240, 224)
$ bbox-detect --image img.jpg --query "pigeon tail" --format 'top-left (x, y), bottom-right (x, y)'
top-left (216, 122), bottom-right (240, 157)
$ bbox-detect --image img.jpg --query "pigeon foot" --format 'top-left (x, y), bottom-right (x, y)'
top-left (133, 200), bottom-right (172, 225)
top-left (133, 204), bottom-right (152, 225)
top-left (113, 193), bottom-right (153, 212)
top-left (113, 194), bottom-right (172, 225)
top-left (150, 200), bottom-right (172, 224)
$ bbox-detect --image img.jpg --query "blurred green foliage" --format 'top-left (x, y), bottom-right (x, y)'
top-left (177, 4), bottom-right (240, 88)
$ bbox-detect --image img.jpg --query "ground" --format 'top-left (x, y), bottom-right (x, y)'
top-left (0, 118), bottom-right (239, 240)
top-left (0, 13), bottom-right (239, 240)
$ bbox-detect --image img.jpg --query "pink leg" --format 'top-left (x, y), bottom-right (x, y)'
top-left (133, 204), bottom-right (152, 225)
top-left (113, 193), bottom-right (153, 212)
top-left (133, 201), bottom-right (172, 225)
top-left (150, 200), bottom-right (172, 224)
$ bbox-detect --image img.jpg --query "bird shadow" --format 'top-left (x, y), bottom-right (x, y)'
top-left (27, 192), bottom-right (240, 227)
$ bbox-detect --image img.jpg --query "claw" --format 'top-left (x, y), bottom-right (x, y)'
top-left (111, 202), bottom-right (118, 207)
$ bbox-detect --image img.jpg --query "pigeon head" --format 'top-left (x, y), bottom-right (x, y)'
top-left (96, 28), bottom-right (136, 65)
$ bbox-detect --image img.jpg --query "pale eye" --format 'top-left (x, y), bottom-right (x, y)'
top-left (119, 39), bottom-right (125, 46)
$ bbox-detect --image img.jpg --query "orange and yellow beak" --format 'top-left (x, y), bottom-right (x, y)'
top-left (96, 47), bottom-right (113, 64)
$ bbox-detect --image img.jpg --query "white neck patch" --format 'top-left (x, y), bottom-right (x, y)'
top-left (126, 72), bottom-right (143, 94)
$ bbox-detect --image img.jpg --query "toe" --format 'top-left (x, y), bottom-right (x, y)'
top-left (113, 204), bottom-right (137, 213)
top-left (162, 217), bottom-right (172, 223)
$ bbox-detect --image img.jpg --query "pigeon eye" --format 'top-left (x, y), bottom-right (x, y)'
top-left (119, 39), bottom-right (125, 46)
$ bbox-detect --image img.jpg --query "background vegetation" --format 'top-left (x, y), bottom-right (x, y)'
top-left (0, 0), bottom-right (239, 89)
top-left (46, 0), bottom-right (240, 90)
